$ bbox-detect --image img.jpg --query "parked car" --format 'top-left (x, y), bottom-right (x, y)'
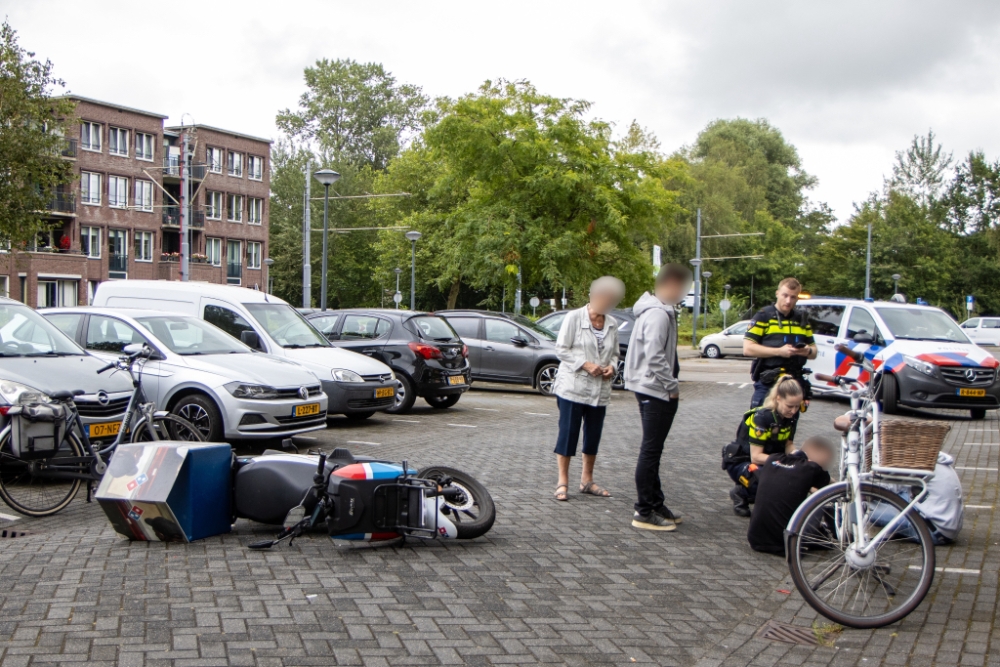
top-left (698, 320), bottom-right (752, 359)
top-left (537, 308), bottom-right (636, 387)
top-left (959, 317), bottom-right (1000, 346)
top-left (301, 309), bottom-right (471, 413)
top-left (91, 281), bottom-right (396, 420)
top-left (0, 298), bottom-right (133, 445)
top-left (44, 308), bottom-right (329, 441)
top-left (798, 297), bottom-right (1000, 419)
top-left (436, 310), bottom-right (561, 395)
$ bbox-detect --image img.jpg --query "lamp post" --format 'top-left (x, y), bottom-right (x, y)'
top-left (892, 273), bottom-right (901, 295)
top-left (702, 270), bottom-right (713, 329)
top-left (312, 169), bottom-right (341, 311)
top-left (264, 257), bottom-right (274, 294)
top-left (690, 258), bottom-right (702, 345)
top-left (405, 231), bottom-right (422, 310)
top-left (864, 217), bottom-right (873, 300)
top-left (394, 267), bottom-right (402, 309)
top-left (723, 283), bottom-right (731, 329)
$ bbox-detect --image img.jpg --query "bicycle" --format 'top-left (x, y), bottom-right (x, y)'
top-left (0, 343), bottom-right (203, 517)
top-left (785, 344), bottom-right (938, 629)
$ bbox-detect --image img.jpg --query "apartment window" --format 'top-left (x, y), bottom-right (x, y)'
top-left (206, 238), bottom-right (222, 266)
top-left (135, 133), bottom-right (154, 161)
top-left (81, 172), bottom-right (102, 205)
top-left (248, 155), bottom-right (264, 181)
top-left (206, 191), bottom-right (223, 219)
top-left (37, 280), bottom-right (79, 309)
top-left (247, 241), bottom-right (262, 269)
top-left (134, 231), bottom-right (154, 262)
top-left (135, 180), bottom-right (154, 212)
top-left (81, 226), bottom-right (102, 259)
top-left (248, 197), bottom-right (263, 224)
top-left (108, 229), bottom-right (128, 279)
top-left (108, 176), bottom-right (129, 209)
top-left (227, 194), bottom-right (244, 222)
top-left (226, 240), bottom-right (242, 285)
top-left (80, 122), bottom-right (101, 151)
top-left (108, 127), bottom-right (129, 156)
top-left (227, 151), bottom-right (243, 177)
top-left (206, 147), bottom-right (223, 173)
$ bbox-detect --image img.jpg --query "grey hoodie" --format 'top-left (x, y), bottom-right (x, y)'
top-left (623, 292), bottom-right (678, 400)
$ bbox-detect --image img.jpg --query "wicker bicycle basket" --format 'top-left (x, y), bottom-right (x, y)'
top-left (872, 419), bottom-right (951, 472)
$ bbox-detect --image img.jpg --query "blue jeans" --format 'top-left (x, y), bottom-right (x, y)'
top-left (750, 381), bottom-right (770, 408)
top-left (870, 500), bottom-right (951, 545)
top-left (553, 397), bottom-right (607, 457)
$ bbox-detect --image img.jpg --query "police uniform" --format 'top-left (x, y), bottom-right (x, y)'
top-left (721, 407), bottom-right (799, 505)
top-left (744, 304), bottom-right (814, 407)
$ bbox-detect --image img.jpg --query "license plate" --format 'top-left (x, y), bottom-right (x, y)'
top-left (89, 421), bottom-right (122, 438)
top-left (375, 387), bottom-right (395, 399)
top-left (294, 403), bottom-right (321, 417)
top-left (448, 375), bottom-right (465, 386)
top-left (958, 388), bottom-right (987, 397)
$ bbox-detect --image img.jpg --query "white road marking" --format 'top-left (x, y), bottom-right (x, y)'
top-left (524, 412), bottom-right (550, 416)
top-left (956, 467), bottom-right (998, 471)
top-left (0, 513), bottom-right (20, 522)
top-left (966, 505), bottom-right (993, 509)
top-left (393, 419), bottom-right (420, 423)
top-left (474, 408), bottom-right (499, 412)
top-left (910, 566), bottom-right (981, 575)
top-left (739, 383), bottom-right (750, 389)
top-left (346, 440), bottom-right (380, 446)
top-left (968, 429), bottom-right (996, 431)
top-left (448, 423), bottom-right (476, 428)
top-left (953, 443), bottom-right (999, 446)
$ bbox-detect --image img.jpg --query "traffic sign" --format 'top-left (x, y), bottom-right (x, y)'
top-left (529, 297), bottom-right (540, 308)
top-left (719, 298), bottom-right (731, 312)
top-left (393, 292), bottom-right (402, 304)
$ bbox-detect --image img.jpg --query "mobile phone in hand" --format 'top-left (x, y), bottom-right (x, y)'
top-left (793, 342), bottom-right (807, 349)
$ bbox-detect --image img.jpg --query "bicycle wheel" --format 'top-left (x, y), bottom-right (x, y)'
top-left (787, 482), bottom-right (935, 629)
top-left (0, 429), bottom-right (85, 517)
top-left (130, 414), bottom-right (205, 443)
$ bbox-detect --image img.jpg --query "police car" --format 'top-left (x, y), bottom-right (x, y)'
top-left (799, 297), bottom-right (1000, 419)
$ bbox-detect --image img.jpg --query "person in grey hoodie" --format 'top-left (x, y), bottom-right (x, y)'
top-left (624, 264), bottom-right (692, 531)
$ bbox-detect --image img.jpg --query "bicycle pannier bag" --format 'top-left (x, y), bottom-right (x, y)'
top-left (8, 403), bottom-right (67, 459)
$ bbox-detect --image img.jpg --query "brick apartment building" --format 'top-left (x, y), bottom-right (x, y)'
top-left (2, 95), bottom-right (271, 308)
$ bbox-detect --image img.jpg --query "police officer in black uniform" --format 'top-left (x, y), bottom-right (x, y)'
top-left (743, 277), bottom-right (817, 408)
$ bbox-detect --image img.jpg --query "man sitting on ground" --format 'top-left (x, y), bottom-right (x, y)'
top-left (871, 452), bottom-right (964, 545)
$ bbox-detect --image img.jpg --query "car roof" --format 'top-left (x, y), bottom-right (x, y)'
top-left (798, 297), bottom-right (936, 310)
top-left (43, 306), bottom-right (199, 320)
top-left (95, 279), bottom-right (286, 305)
top-left (303, 308), bottom-right (432, 318)
top-left (434, 309), bottom-right (518, 320)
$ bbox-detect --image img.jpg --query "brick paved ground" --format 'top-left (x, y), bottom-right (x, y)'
top-left (0, 381), bottom-right (994, 666)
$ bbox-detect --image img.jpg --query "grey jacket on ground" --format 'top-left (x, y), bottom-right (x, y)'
top-left (623, 292), bottom-right (678, 401)
top-left (552, 306), bottom-right (619, 407)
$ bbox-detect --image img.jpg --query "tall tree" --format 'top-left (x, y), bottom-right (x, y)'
top-left (942, 150), bottom-right (1000, 234)
top-left (886, 130), bottom-right (953, 209)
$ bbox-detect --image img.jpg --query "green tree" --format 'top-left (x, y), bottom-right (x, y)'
top-left (0, 21), bottom-right (74, 245)
top-left (942, 150), bottom-right (1000, 233)
top-left (887, 130), bottom-right (953, 209)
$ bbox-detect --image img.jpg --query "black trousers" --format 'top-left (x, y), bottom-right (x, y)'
top-left (634, 393), bottom-right (679, 516)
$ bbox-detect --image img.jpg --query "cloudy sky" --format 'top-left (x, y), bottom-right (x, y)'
top-left (7, 0), bottom-right (1000, 221)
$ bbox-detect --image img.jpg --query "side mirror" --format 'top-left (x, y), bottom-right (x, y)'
top-left (510, 337), bottom-right (528, 347)
top-left (326, 332), bottom-right (339, 341)
top-left (240, 330), bottom-right (262, 350)
top-left (852, 332), bottom-right (874, 344)
top-left (123, 343), bottom-right (145, 356)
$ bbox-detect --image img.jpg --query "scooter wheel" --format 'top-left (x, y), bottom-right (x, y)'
top-left (417, 466), bottom-right (496, 539)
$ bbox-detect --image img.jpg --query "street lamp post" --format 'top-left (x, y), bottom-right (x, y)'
top-left (702, 270), bottom-right (713, 329)
top-left (690, 258), bottom-right (702, 345)
top-left (405, 231), bottom-right (422, 310)
top-left (865, 217), bottom-right (873, 300)
top-left (312, 169), bottom-right (341, 311)
top-left (394, 267), bottom-right (402, 309)
top-left (892, 273), bottom-right (901, 295)
top-left (264, 257), bottom-right (274, 294)
top-left (723, 283), bottom-right (731, 329)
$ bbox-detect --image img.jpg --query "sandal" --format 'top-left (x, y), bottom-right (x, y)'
top-left (580, 481), bottom-right (611, 498)
top-left (554, 484), bottom-right (569, 502)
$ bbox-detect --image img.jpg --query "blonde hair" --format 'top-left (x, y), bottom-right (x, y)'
top-left (763, 375), bottom-right (803, 410)
top-left (778, 277), bottom-right (802, 292)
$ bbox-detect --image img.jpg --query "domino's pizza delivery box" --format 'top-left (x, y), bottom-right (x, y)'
top-left (96, 442), bottom-right (232, 542)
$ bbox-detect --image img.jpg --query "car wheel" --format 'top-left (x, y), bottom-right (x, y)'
top-left (172, 393), bottom-right (223, 441)
top-left (425, 394), bottom-right (461, 409)
top-left (612, 359), bottom-right (626, 390)
top-left (971, 408), bottom-right (987, 420)
top-left (704, 344), bottom-right (721, 359)
top-left (345, 411), bottom-right (375, 420)
top-left (386, 373), bottom-right (417, 414)
top-left (535, 363), bottom-right (559, 396)
top-left (880, 373), bottom-right (900, 415)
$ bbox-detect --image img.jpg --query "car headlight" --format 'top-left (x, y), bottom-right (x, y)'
top-left (331, 369), bottom-right (363, 383)
top-left (0, 381), bottom-right (51, 405)
top-left (903, 355), bottom-right (935, 377)
top-left (225, 382), bottom-right (279, 399)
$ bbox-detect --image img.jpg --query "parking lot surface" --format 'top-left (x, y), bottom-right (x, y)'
top-left (0, 376), bottom-right (996, 666)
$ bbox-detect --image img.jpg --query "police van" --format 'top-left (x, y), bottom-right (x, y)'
top-left (798, 297), bottom-right (1000, 419)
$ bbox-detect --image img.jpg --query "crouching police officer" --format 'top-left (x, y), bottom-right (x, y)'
top-left (722, 376), bottom-right (803, 517)
top-left (743, 277), bottom-right (817, 408)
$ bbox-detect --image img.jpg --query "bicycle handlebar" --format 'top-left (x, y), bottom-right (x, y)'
top-left (834, 344), bottom-right (864, 362)
top-left (814, 373), bottom-right (839, 384)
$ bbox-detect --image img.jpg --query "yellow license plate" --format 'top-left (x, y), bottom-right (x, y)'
top-left (448, 375), bottom-right (465, 386)
top-left (959, 388), bottom-right (987, 397)
top-left (375, 387), bottom-right (395, 399)
top-left (295, 403), bottom-right (321, 417)
top-left (89, 421), bottom-right (122, 438)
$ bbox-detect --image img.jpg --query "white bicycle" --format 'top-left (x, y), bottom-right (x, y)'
top-left (785, 344), bottom-right (938, 629)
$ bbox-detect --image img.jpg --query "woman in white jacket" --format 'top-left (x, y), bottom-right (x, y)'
top-left (552, 276), bottom-right (626, 501)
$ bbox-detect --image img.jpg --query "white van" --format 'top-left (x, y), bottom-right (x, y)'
top-left (797, 297), bottom-right (1000, 419)
top-left (959, 317), bottom-right (1000, 346)
top-left (93, 281), bottom-right (396, 420)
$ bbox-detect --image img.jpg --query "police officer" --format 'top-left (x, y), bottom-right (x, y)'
top-left (743, 277), bottom-right (817, 408)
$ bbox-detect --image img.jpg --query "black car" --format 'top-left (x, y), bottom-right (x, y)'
top-left (435, 310), bottom-right (562, 395)
top-left (537, 308), bottom-right (636, 387)
top-left (300, 309), bottom-right (470, 413)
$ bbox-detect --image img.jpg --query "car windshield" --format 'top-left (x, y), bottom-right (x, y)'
top-left (511, 314), bottom-right (556, 340)
top-left (876, 308), bottom-right (969, 343)
top-left (135, 315), bottom-right (250, 356)
top-left (408, 316), bottom-right (459, 341)
top-left (244, 303), bottom-right (330, 348)
top-left (0, 305), bottom-right (83, 356)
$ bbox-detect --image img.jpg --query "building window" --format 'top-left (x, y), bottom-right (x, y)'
top-left (206, 191), bottom-right (223, 219)
top-left (81, 226), bottom-right (102, 259)
top-left (135, 180), bottom-right (154, 212)
top-left (207, 147), bottom-right (223, 173)
top-left (227, 194), bottom-right (243, 222)
top-left (108, 229), bottom-right (128, 279)
top-left (135, 133), bottom-right (154, 161)
top-left (247, 241), bottom-right (262, 269)
top-left (108, 176), bottom-right (129, 209)
top-left (81, 172), bottom-right (102, 205)
top-left (0, 276), bottom-right (8, 299)
top-left (37, 280), bottom-right (78, 308)
top-left (227, 151), bottom-right (243, 177)
top-left (226, 240), bottom-right (242, 284)
top-left (248, 197), bottom-right (263, 225)
top-left (248, 155), bottom-right (264, 181)
top-left (108, 127), bottom-right (129, 156)
top-left (134, 231), bottom-right (154, 262)
top-left (80, 122), bottom-right (101, 151)
top-left (206, 237), bottom-right (222, 266)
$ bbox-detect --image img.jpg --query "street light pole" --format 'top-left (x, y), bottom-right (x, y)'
top-left (723, 283), bottom-right (731, 329)
top-left (892, 273), bottom-right (901, 295)
top-left (865, 217), bottom-right (873, 300)
top-left (405, 231), bottom-right (422, 310)
top-left (302, 158), bottom-right (311, 307)
top-left (264, 257), bottom-right (274, 294)
top-left (691, 208), bottom-right (702, 346)
top-left (312, 169), bottom-right (340, 312)
top-left (702, 270), bottom-right (713, 329)
top-left (394, 267), bottom-right (402, 309)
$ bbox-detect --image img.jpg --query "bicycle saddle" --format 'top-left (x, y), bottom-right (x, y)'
top-left (50, 389), bottom-right (85, 401)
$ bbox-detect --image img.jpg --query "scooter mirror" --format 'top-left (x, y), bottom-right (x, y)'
top-left (284, 505), bottom-right (306, 530)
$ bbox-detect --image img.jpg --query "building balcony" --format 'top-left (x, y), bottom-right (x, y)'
top-left (162, 157), bottom-right (206, 181)
top-left (109, 254), bottom-right (128, 279)
top-left (48, 193), bottom-right (76, 215)
top-left (61, 139), bottom-right (78, 158)
top-left (161, 206), bottom-right (205, 229)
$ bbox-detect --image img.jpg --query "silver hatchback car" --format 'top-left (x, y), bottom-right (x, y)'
top-left (44, 308), bottom-right (328, 442)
